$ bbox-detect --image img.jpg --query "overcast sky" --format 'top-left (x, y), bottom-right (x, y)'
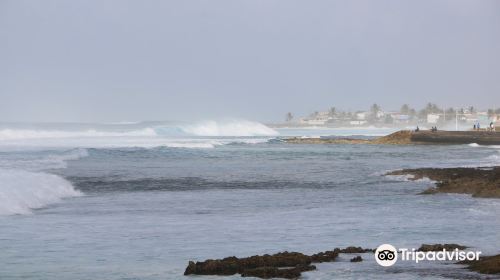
top-left (1, 0), bottom-right (499, 122)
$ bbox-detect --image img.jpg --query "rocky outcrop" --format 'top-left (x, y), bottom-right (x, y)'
top-left (184, 252), bottom-right (313, 277)
top-left (339, 246), bottom-right (374, 253)
top-left (411, 131), bottom-right (500, 145)
top-left (387, 166), bottom-right (500, 198)
top-left (458, 254), bottom-right (500, 274)
top-left (284, 130), bottom-right (414, 145)
top-left (350, 256), bottom-right (363, 262)
top-left (372, 130), bottom-right (413, 144)
top-left (418, 244), bottom-right (467, 252)
top-left (241, 265), bottom-right (316, 279)
top-left (184, 247), bottom-right (373, 279)
top-left (284, 130), bottom-right (500, 145)
top-left (284, 137), bottom-right (370, 144)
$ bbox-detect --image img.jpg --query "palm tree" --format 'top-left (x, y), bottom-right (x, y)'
top-left (285, 112), bottom-right (293, 122)
top-left (400, 104), bottom-right (410, 115)
top-left (370, 103), bottom-right (381, 120)
top-left (487, 109), bottom-right (495, 118)
top-left (329, 107), bottom-right (336, 117)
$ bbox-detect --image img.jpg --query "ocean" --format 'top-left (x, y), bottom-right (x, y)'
top-left (0, 121), bottom-right (499, 280)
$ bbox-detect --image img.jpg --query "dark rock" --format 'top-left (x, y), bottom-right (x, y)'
top-left (310, 249), bottom-right (340, 262)
top-left (184, 246), bottom-right (376, 278)
top-left (184, 251), bottom-right (313, 277)
top-left (339, 246), bottom-right (374, 253)
top-left (241, 265), bottom-right (316, 279)
top-left (386, 167), bottom-right (500, 198)
top-left (458, 254), bottom-right (500, 274)
top-left (350, 256), bottom-right (363, 262)
top-left (417, 244), bottom-right (467, 252)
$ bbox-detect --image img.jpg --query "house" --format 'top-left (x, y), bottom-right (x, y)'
top-left (299, 111), bottom-right (331, 125)
top-left (350, 120), bottom-right (367, 126)
top-left (388, 112), bottom-right (410, 124)
top-left (355, 112), bottom-right (367, 120)
top-left (427, 114), bottom-right (441, 124)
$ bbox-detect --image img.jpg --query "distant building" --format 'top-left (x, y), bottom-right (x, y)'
top-left (350, 120), bottom-right (367, 126)
top-left (427, 114), bottom-right (440, 124)
top-left (299, 111), bottom-right (331, 125)
top-left (388, 112), bottom-right (410, 124)
top-left (356, 112), bottom-right (367, 120)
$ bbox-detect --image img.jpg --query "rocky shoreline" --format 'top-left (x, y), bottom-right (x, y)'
top-left (459, 254), bottom-right (500, 274)
top-left (387, 166), bottom-right (500, 198)
top-left (284, 130), bottom-right (413, 145)
top-left (284, 130), bottom-right (500, 145)
top-left (184, 244), bottom-right (499, 279)
top-left (184, 247), bottom-right (372, 279)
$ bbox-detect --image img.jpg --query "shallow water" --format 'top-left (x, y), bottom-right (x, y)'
top-left (0, 122), bottom-right (499, 279)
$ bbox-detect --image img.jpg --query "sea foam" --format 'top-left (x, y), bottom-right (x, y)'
top-left (0, 169), bottom-right (82, 215)
top-left (179, 120), bottom-right (279, 137)
top-left (0, 128), bottom-right (157, 140)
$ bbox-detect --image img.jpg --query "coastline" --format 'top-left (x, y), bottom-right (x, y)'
top-left (387, 166), bottom-right (500, 198)
top-left (284, 130), bottom-right (500, 145)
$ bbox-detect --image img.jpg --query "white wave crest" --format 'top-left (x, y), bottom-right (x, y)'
top-left (0, 128), bottom-right (157, 140)
top-left (0, 169), bottom-right (82, 215)
top-left (468, 143), bottom-right (480, 147)
top-left (180, 120), bottom-right (279, 136)
top-left (0, 148), bottom-right (89, 171)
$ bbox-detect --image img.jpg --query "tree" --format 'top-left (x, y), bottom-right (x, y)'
top-left (370, 103), bottom-right (381, 120)
top-left (488, 109), bottom-right (495, 118)
top-left (469, 106), bottom-right (475, 114)
top-left (329, 107), bottom-right (336, 117)
top-left (408, 108), bottom-right (417, 120)
top-left (285, 112), bottom-right (293, 122)
top-left (400, 104), bottom-right (410, 115)
top-left (445, 108), bottom-right (455, 121)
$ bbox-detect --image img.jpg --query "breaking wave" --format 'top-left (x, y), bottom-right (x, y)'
top-left (0, 120), bottom-right (278, 142)
top-left (0, 169), bottom-right (82, 215)
top-left (0, 128), bottom-right (157, 140)
top-left (178, 120), bottom-right (279, 137)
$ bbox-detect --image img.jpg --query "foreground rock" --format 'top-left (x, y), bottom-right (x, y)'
top-left (184, 247), bottom-right (372, 279)
top-left (418, 244), bottom-right (467, 252)
top-left (458, 254), bottom-right (500, 274)
top-left (184, 252), bottom-right (313, 277)
top-left (387, 166), bottom-right (500, 198)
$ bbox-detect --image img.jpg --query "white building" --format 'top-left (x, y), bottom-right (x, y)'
top-left (427, 114), bottom-right (440, 124)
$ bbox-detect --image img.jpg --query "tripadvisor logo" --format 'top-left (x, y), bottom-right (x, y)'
top-left (374, 244), bottom-right (481, 267)
top-left (375, 244), bottom-right (398, 267)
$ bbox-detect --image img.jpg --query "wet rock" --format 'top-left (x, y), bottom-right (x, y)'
top-left (386, 166), bottom-right (500, 198)
top-left (458, 254), bottom-right (500, 274)
top-left (418, 244), bottom-right (467, 252)
top-left (350, 256), bottom-right (363, 262)
top-left (184, 246), bottom-right (377, 278)
top-left (310, 249), bottom-right (340, 263)
top-left (184, 251), bottom-right (313, 277)
top-left (241, 265), bottom-right (316, 279)
top-left (339, 246), bottom-right (374, 253)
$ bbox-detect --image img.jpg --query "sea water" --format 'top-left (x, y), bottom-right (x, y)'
top-left (0, 121), bottom-right (499, 280)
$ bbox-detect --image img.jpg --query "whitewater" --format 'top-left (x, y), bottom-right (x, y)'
top-left (1, 120), bottom-right (499, 280)
top-left (0, 120), bottom-right (279, 215)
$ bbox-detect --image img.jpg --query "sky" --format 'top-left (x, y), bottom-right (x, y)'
top-left (1, 0), bottom-right (499, 122)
